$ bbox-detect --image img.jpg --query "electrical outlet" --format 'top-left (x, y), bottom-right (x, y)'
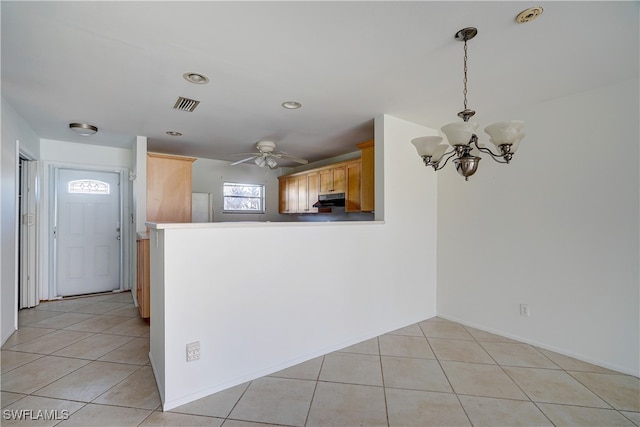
top-left (186, 341), bottom-right (200, 362)
top-left (520, 304), bottom-right (530, 317)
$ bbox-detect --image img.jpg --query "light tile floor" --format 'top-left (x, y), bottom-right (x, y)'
top-left (2, 292), bottom-right (639, 426)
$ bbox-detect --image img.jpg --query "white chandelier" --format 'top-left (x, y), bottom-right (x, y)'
top-left (411, 27), bottom-right (525, 181)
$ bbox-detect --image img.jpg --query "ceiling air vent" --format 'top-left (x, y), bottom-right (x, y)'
top-left (173, 96), bottom-right (200, 112)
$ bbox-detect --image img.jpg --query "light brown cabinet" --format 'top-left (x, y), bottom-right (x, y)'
top-left (136, 235), bottom-right (150, 319)
top-left (297, 172), bottom-right (319, 213)
top-left (147, 153), bottom-right (196, 223)
top-left (345, 160), bottom-right (361, 212)
top-left (279, 176), bottom-right (297, 213)
top-left (357, 140), bottom-right (375, 212)
top-left (278, 139), bottom-right (374, 215)
top-left (279, 159), bottom-right (363, 214)
top-left (319, 165), bottom-right (346, 194)
top-left (140, 153), bottom-right (196, 319)
top-left (278, 172), bottom-right (320, 214)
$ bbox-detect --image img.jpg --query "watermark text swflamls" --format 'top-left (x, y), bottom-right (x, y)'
top-left (3, 409), bottom-right (70, 421)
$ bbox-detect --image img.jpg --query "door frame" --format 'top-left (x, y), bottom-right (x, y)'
top-left (47, 163), bottom-right (130, 299)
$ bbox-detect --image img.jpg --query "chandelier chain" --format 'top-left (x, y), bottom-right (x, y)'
top-left (462, 39), bottom-right (468, 110)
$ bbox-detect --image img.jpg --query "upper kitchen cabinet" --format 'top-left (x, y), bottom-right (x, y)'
top-left (278, 172), bottom-right (320, 214)
top-left (345, 160), bottom-right (361, 212)
top-left (279, 176), bottom-right (297, 214)
top-left (356, 140), bottom-right (374, 212)
top-left (277, 140), bottom-right (374, 216)
top-left (297, 172), bottom-right (319, 213)
top-left (147, 153), bottom-right (197, 223)
top-left (319, 165), bottom-right (346, 194)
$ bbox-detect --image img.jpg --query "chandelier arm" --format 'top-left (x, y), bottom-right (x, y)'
top-left (476, 145), bottom-right (510, 163)
top-left (432, 149), bottom-right (458, 171)
top-left (472, 138), bottom-right (510, 164)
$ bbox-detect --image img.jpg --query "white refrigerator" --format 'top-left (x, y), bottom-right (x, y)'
top-left (191, 192), bottom-right (214, 222)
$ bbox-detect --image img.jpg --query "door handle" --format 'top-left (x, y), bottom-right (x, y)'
top-left (116, 236), bottom-right (121, 240)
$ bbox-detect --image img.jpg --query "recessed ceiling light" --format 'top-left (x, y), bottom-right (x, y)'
top-left (282, 101), bottom-right (302, 110)
top-left (183, 72), bottom-right (209, 84)
top-left (69, 122), bottom-right (98, 136)
top-left (166, 131), bottom-right (183, 136)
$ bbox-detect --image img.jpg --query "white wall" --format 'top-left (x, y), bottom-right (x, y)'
top-left (437, 78), bottom-right (640, 376)
top-left (40, 138), bottom-right (132, 167)
top-left (1, 97), bottom-right (40, 344)
top-left (149, 114), bottom-right (439, 410)
top-left (191, 157), bottom-right (287, 222)
top-left (133, 137), bottom-right (148, 233)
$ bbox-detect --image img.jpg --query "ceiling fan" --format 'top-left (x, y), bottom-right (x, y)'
top-left (230, 140), bottom-right (308, 169)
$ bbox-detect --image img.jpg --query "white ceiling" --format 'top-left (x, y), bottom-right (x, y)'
top-left (2, 1), bottom-right (638, 166)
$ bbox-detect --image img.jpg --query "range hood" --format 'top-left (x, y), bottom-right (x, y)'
top-left (313, 193), bottom-right (346, 208)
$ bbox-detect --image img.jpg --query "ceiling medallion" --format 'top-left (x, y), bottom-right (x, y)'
top-left (516, 7), bottom-right (544, 24)
top-left (411, 27), bottom-right (525, 181)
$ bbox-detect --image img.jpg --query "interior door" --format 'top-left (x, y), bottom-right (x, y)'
top-left (19, 159), bottom-right (38, 308)
top-left (55, 168), bottom-right (122, 296)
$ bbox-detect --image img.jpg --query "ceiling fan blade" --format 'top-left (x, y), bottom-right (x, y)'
top-left (277, 153), bottom-right (308, 164)
top-left (230, 156), bottom-right (257, 166)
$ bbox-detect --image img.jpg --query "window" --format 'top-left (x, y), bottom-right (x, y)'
top-left (68, 179), bottom-right (110, 195)
top-left (223, 182), bottom-right (265, 213)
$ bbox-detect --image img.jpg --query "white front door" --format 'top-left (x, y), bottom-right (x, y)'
top-left (55, 168), bottom-right (122, 296)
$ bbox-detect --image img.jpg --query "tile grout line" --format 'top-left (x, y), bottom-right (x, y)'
top-left (461, 324), bottom-right (558, 425)
top-left (564, 369), bottom-right (627, 412)
top-left (88, 362), bottom-right (149, 408)
top-left (422, 321), bottom-right (475, 427)
top-left (302, 355), bottom-right (326, 427)
top-left (376, 336), bottom-right (390, 427)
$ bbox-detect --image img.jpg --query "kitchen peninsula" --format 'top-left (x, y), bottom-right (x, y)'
top-left (144, 116), bottom-right (439, 412)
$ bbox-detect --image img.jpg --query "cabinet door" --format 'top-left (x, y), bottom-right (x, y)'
top-left (307, 172), bottom-right (319, 213)
top-left (278, 179), bottom-right (288, 213)
top-left (357, 140), bottom-right (375, 212)
top-left (345, 161), bottom-right (361, 212)
top-left (136, 238), bottom-right (150, 319)
top-left (319, 169), bottom-right (333, 194)
top-left (319, 166), bottom-right (346, 194)
top-left (147, 153), bottom-right (195, 223)
top-left (297, 175), bottom-right (309, 212)
top-left (287, 177), bottom-right (299, 213)
top-left (332, 166), bottom-right (346, 193)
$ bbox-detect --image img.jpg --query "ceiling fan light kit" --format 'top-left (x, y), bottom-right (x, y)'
top-left (230, 140), bottom-right (308, 169)
top-left (412, 27), bottom-right (525, 181)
